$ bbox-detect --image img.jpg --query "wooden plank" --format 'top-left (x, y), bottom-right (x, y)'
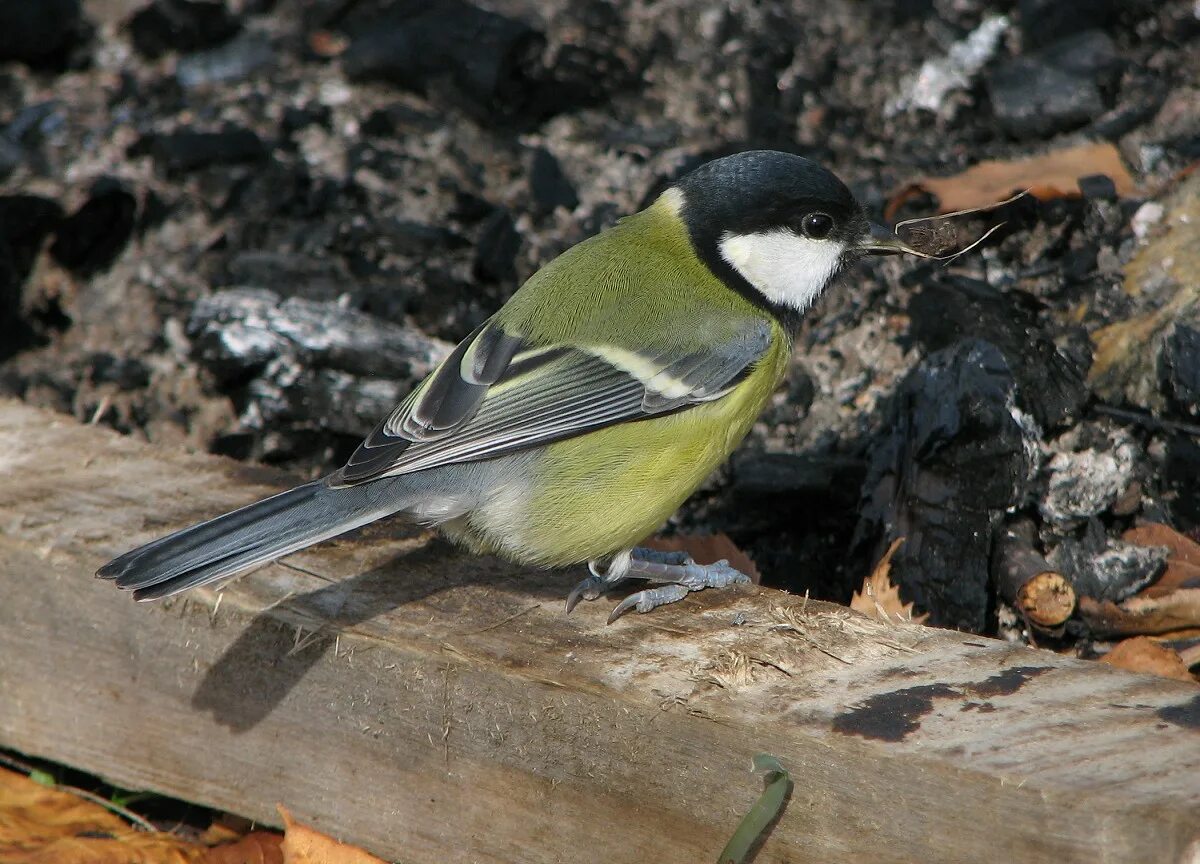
top-left (0, 398), bottom-right (1198, 864)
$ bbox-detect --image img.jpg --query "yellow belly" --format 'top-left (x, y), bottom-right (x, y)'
top-left (451, 336), bottom-right (790, 566)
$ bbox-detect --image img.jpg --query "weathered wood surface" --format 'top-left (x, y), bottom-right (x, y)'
top-left (0, 399), bottom-right (1198, 864)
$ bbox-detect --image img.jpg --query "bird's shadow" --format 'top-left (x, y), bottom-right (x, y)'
top-left (189, 534), bottom-right (567, 733)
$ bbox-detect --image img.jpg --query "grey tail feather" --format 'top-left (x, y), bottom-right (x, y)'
top-left (96, 477), bottom-right (410, 601)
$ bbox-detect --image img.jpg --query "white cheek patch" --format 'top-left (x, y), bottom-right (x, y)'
top-left (718, 229), bottom-right (847, 312)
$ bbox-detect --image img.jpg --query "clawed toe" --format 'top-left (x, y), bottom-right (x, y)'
top-left (565, 575), bottom-right (605, 614)
top-left (569, 549), bottom-right (752, 622)
top-left (606, 584), bottom-right (689, 623)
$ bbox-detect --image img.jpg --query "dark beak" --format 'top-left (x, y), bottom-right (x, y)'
top-left (858, 222), bottom-right (912, 256)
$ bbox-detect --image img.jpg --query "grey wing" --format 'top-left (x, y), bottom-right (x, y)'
top-left (332, 317), bottom-right (772, 486)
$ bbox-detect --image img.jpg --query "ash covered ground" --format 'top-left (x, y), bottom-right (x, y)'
top-left (1, 0), bottom-right (1198, 642)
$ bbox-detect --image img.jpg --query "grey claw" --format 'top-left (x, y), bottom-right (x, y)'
top-left (607, 584), bottom-right (689, 624)
top-left (565, 575), bottom-right (604, 614)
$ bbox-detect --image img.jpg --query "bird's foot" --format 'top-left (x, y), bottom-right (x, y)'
top-left (565, 550), bottom-right (633, 614)
top-left (567, 547), bottom-right (750, 622)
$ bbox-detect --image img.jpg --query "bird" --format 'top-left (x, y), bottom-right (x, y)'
top-left (97, 150), bottom-right (913, 622)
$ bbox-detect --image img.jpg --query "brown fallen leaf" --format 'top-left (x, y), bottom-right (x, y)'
top-left (0, 767), bottom-right (201, 864)
top-left (644, 532), bottom-right (761, 584)
top-left (1178, 642), bottom-right (1200, 669)
top-left (307, 30), bottom-right (349, 58)
top-left (850, 538), bottom-right (929, 625)
top-left (278, 806), bottom-right (386, 864)
top-left (1123, 524), bottom-right (1200, 597)
top-left (886, 142), bottom-right (1136, 220)
top-left (1079, 589), bottom-right (1200, 637)
top-left (1124, 523), bottom-right (1200, 567)
top-left (1099, 636), bottom-right (1196, 684)
top-left (201, 832), bottom-right (284, 864)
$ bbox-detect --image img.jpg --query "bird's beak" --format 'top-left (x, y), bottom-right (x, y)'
top-left (858, 222), bottom-right (914, 256)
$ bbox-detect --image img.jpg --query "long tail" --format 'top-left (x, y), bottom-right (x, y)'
top-left (96, 477), bottom-right (411, 601)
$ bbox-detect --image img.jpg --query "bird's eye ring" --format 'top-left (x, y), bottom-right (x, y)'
top-left (801, 212), bottom-right (835, 239)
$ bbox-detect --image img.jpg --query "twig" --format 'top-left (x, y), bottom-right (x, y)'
top-left (1094, 404), bottom-right (1200, 438)
top-left (0, 752), bottom-right (157, 832)
top-left (55, 783), bottom-right (159, 833)
top-left (463, 603), bottom-right (541, 634)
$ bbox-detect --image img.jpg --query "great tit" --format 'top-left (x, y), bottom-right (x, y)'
top-left (98, 150), bottom-right (911, 622)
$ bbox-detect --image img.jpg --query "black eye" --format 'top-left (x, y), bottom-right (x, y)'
top-left (801, 212), bottom-right (834, 239)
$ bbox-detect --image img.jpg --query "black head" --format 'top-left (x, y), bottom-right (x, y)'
top-left (669, 150), bottom-right (887, 326)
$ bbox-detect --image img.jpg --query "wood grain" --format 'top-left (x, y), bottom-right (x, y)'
top-left (1, 400), bottom-right (1198, 864)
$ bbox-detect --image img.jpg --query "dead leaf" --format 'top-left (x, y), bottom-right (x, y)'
top-left (1099, 636), bottom-right (1196, 683)
top-left (886, 142), bottom-right (1136, 220)
top-left (1079, 590), bottom-right (1200, 637)
top-left (1123, 524), bottom-right (1200, 597)
top-left (278, 806), bottom-right (386, 864)
top-left (307, 31), bottom-right (349, 58)
top-left (1178, 643), bottom-right (1200, 669)
top-left (644, 532), bottom-right (761, 584)
top-left (201, 833), bottom-right (284, 864)
top-left (0, 767), bottom-right (201, 864)
top-left (1124, 523), bottom-right (1200, 567)
top-left (850, 538), bottom-right (929, 625)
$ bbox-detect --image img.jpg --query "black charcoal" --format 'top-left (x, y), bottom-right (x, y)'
top-left (0, 195), bottom-right (65, 362)
top-left (1160, 324), bottom-right (1200, 416)
top-left (187, 287), bottom-right (450, 385)
top-left (339, 0), bottom-right (630, 124)
top-left (134, 126), bottom-right (268, 176)
top-left (906, 277), bottom-right (1088, 430)
top-left (989, 58), bottom-right (1103, 139)
top-left (473, 208), bottom-right (521, 283)
top-left (1078, 174), bottom-right (1118, 201)
top-left (1048, 521), bottom-right (1168, 603)
top-left (852, 339), bottom-right (1040, 632)
top-left (989, 30), bottom-right (1123, 140)
top-left (528, 148), bottom-right (579, 216)
top-left (88, 353), bottom-right (151, 391)
top-left (0, 0), bottom-right (87, 68)
top-left (732, 452), bottom-right (864, 497)
top-left (49, 178), bottom-right (137, 276)
top-left (129, 0), bottom-right (241, 60)
top-left (0, 137), bottom-right (20, 181)
top-left (1018, 0), bottom-right (1117, 49)
top-left (340, 0), bottom-right (542, 119)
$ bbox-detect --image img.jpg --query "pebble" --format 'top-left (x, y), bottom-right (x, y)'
top-left (1131, 201), bottom-right (1166, 240)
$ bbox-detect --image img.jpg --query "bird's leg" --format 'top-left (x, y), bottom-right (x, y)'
top-left (606, 547), bottom-right (750, 623)
top-left (566, 549), bottom-right (634, 613)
